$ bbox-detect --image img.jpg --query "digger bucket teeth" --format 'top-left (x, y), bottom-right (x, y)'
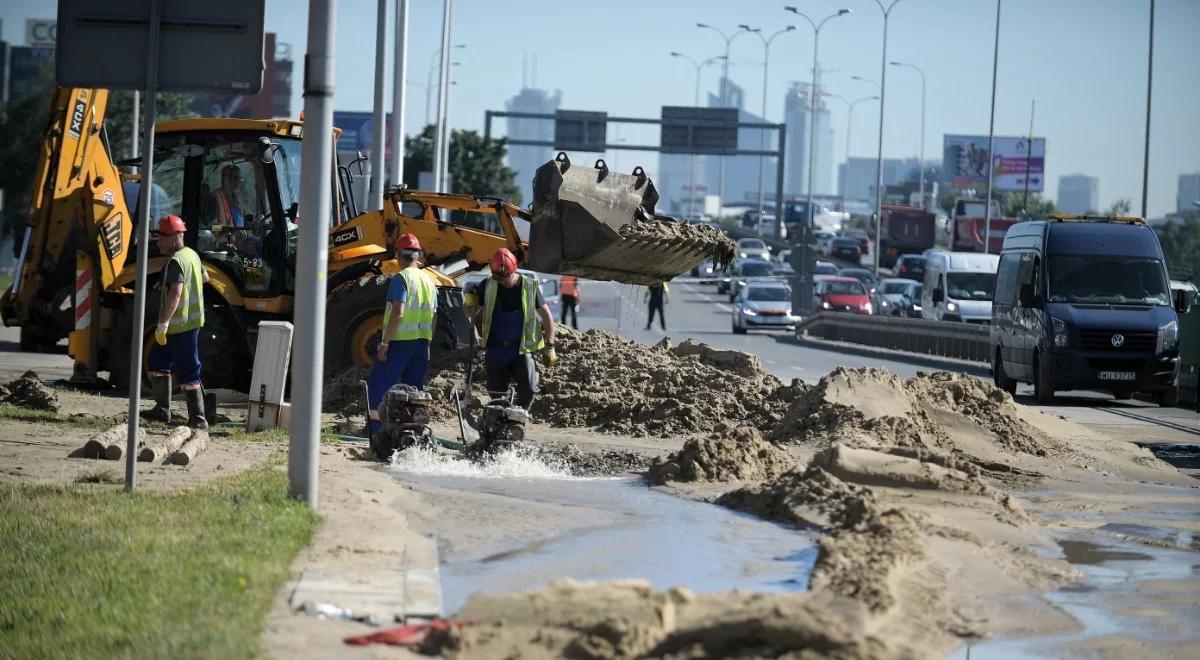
top-left (528, 152), bottom-right (735, 285)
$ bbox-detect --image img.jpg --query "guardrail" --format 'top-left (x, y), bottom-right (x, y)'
top-left (796, 312), bottom-right (991, 363)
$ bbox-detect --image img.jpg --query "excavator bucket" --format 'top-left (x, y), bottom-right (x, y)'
top-left (528, 153), bottom-right (734, 285)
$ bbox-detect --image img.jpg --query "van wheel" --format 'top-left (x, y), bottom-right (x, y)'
top-left (993, 349), bottom-right (1017, 395)
top-left (1112, 389), bottom-right (1133, 401)
top-left (1033, 353), bottom-right (1055, 404)
top-left (1154, 387), bottom-right (1179, 407)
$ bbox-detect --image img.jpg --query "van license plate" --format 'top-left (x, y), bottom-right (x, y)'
top-left (1099, 371), bottom-right (1136, 381)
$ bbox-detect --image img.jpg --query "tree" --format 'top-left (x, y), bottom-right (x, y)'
top-left (104, 90), bottom-right (198, 163)
top-left (1103, 198), bottom-right (1133, 216)
top-left (1156, 211), bottom-right (1200, 279)
top-left (403, 124), bottom-right (521, 203)
top-left (998, 191), bottom-right (1055, 218)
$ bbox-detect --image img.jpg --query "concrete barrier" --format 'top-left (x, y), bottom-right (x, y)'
top-left (796, 313), bottom-right (991, 363)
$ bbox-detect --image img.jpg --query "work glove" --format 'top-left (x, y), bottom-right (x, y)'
top-left (154, 322), bottom-right (169, 346)
top-left (545, 344), bottom-right (559, 367)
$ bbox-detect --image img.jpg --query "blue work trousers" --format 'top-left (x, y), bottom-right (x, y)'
top-left (367, 339), bottom-right (429, 433)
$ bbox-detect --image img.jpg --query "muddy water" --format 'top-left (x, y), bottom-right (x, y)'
top-left (386, 446), bottom-right (817, 613)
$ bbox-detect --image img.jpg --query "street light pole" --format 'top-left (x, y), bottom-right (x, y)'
top-left (869, 0), bottom-right (903, 277)
top-left (369, 0), bottom-right (388, 207)
top-left (389, 0), bottom-right (408, 189)
top-left (671, 52), bottom-right (725, 219)
top-left (785, 7), bottom-right (852, 236)
top-left (742, 25), bottom-right (796, 238)
top-left (697, 23), bottom-right (755, 209)
top-left (826, 94), bottom-right (880, 213)
top-left (432, 0), bottom-right (454, 192)
top-left (984, 0), bottom-right (1001, 254)
top-left (1141, 0), bottom-right (1155, 218)
top-left (890, 61), bottom-right (925, 209)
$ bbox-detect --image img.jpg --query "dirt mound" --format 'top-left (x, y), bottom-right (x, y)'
top-left (719, 464), bottom-right (872, 529)
top-left (648, 423), bottom-right (794, 485)
top-left (530, 443), bottom-right (651, 477)
top-left (321, 365), bottom-right (369, 416)
top-left (0, 371), bottom-right (59, 412)
top-left (530, 328), bottom-right (806, 436)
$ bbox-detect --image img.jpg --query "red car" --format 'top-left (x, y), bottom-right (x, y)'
top-left (814, 276), bottom-right (873, 315)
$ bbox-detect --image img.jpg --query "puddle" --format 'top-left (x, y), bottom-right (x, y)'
top-left (1058, 539), bottom-right (1153, 564)
top-left (1143, 443), bottom-right (1200, 471)
top-left (1097, 523), bottom-right (1199, 552)
top-left (387, 445), bottom-right (816, 613)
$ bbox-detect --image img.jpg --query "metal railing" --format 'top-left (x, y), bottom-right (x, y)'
top-left (796, 312), bottom-right (991, 363)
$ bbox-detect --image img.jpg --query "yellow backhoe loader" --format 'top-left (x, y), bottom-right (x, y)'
top-left (1, 87), bottom-right (733, 391)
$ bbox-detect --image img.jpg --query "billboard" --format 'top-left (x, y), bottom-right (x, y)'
top-left (332, 111), bottom-right (394, 162)
top-left (943, 135), bottom-right (1045, 191)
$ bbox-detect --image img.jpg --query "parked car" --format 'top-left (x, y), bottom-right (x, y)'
top-left (815, 276), bottom-right (872, 315)
top-left (736, 237), bottom-right (771, 261)
top-left (922, 251), bottom-right (999, 323)
top-left (895, 254), bottom-right (927, 282)
top-left (830, 237), bottom-right (862, 263)
top-left (729, 258), bottom-right (779, 302)
top-left (990, 219), bottom-right (1195, 405)
top-left (732, 282), bottom-right (797, 334)
top-left (876, 278), bottom-right (921, 317)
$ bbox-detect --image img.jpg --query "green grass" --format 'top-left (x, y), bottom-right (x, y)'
top-left (73, 469), bottom-right (123, 484)
top-left (0, 465), bottom-right (319, 658)
top-left (0, 404), bottom-right (119, 431)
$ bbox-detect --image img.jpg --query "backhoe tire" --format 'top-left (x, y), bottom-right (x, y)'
top-left (325, 275), bottom-right (389, 382)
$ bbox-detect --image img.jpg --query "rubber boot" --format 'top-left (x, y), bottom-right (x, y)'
top-left (140, 375), bottom-right (172, 423)
top-left (184, 387), bottom-right (209, 430)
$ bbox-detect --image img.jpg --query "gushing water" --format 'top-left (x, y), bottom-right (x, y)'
top-left (386, 444), bottom-right (583, 480)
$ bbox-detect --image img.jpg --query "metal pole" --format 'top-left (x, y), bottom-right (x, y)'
top-left (290, 0), bottom-right (338, 508)
top-left (775, 122), bottom-right (786, 251)
top-left (131, 90), bottom-right (139, 161)
top-left (1023, 99), bottom-right (1034, 215)
top-left (390, 0), bottom-right (408, 187)
top-left (873, 2), bottom-right (899, 277)
top-left (917, 67), bottom-right (925, 209)
top-left (1140, 0), bottom-right (1154, 218)
top-left (124, 0), bottom-right (162, 492)
top-left (758, 38), bottom-right (769, 229)
top-left (442, 76), bottom-right (453, 191)
top-left (806, 32), bottom-right (819, 233)
top-left (369, 0), bottom-right (387, 206)
top-left (983, 0), bottom-right (1001, 254)
top-left (432, 0), bottom-right (453, 192)
top-left (690, 60), bottom-right (700, 218)
top-left (719, 38), bottom-right (730, 207)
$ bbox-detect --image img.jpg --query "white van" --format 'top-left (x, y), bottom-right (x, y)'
top-left (921, 251), bottom-right (999, 323)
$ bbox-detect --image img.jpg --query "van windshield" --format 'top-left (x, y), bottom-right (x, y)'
top-left (947, 272), bottom-right (996, 301)
top-left (1048, 255), bottom-right (1170, 306)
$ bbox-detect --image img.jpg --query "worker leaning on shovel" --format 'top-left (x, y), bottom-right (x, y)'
top-left (464, 248), bottom-right (557, 408)
top-left (367, 233), bottom-right (438, 435)
top-left (142, 214), bottom-right (210, 429)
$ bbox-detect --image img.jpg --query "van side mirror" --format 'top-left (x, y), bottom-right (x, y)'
top-left (1175, 288), bottom-right (1196, 315)
top-left (931, 288), bottom-right (944, 303)
top-left (1019, 283), bottom-right (1036, 308)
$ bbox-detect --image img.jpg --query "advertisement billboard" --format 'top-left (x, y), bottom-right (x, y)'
top-left (943, 135), bottom-right (1045, 191)
top-left (332, 111), bottom-right (394, 162)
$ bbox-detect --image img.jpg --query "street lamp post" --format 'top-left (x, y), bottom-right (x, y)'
top-left (432, 0), bottom-right (455, 193)
top-left (984, 0), bottom-right (1001, 254)
top-left (741, 24), bottom-right (796, 239)
top-left (870, 0), bottom-right (903, 277)
top-left (1141, 0), bottom-right (1155, 218)
top-left (671, 52), bottom-right (725, 219)
top-left (426, 45), bottom-right (464, 126)
top-left (785, 7), bottom-right (852, 236)
top-left (825, 94), bottom-right (879, 213)
top-left (697, 23), bottom-right (756, 208)
top-left (890, 61), bottom-right (925, 209)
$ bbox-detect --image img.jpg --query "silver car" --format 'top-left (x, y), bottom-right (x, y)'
top-left (732, 282), bottom-right (798, 334)
top-left (736, 237), bottom-right (771, 261)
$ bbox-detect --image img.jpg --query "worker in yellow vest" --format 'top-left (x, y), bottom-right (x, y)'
top-left (143, 215), bottom-right (211, 428)
top-left (367, 233), bottom-right (437, 435)
top-left (464, 248), bottom-right (557, 408)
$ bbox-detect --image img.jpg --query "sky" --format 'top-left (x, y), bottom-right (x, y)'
top-left (5, 0), bottom-right (1198, 216)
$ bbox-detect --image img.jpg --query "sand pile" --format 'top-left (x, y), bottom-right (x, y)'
top-left (647, 423), bottom-right (794, 485)
top-left (419, 578), bottom-right (886, 659)
top-left (531, 329), bottom-right (806, 436)
top-left (0, 371), bottom-right (58, 411)
top-left (322, 365), bottom-right (369, 416)
top-left (619, 219), bottom-right (736, 269)
top-left (530, 443), bottom-right (651, 477)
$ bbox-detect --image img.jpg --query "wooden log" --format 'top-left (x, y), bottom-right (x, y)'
top-left (170, 429), bottom-right (209, 466)
top-left (83, 424), bottom-right (128, 459)
top-left (91, 427), bottom-right (146, 461)
top-left (138, 426), bottom-right (192, 463)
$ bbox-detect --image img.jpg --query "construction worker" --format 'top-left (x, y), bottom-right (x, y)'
top-left (466, 248), bottom-right (557, 408)
top-left (644, 281), bottom-right (669, 331)
top-left (559, 275), bottom-right (579, 329)
top-left (143, 215), bottom-right (210, 428)
top-left (367, 233), bottom-right (437, 435)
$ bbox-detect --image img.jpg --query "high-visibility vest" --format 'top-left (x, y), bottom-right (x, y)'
top-left (383, 266), bottom-right (437, 342)
top-left (560, 276), bottom-right (579, 297)
top-left (481, 275), bottom-right (544, 355)
top-left (165, 247), bottom-right (205, 334)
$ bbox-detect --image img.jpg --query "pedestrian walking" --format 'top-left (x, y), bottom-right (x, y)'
top-left (465, 248), bottom-right (557, 408)
top-left (142, 215), bottom-right (210, 428)
top-left (644, 281), bottom-right (669, 331)
top-left (367, 233), bottom-right (437, 435)
top-left (559, 275), bottom-right (579, 329)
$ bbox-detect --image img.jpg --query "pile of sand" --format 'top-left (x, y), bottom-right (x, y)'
top-left (619, 219), bottom-right (736, 269)
top-left (531, 329), bottom-right (806, 436)
top-left (0, 371), bottom-right (58, 412)
top-left (647, 423), bottom-right (794, 485)
top-left (322, 365), bottom-right (369, 416)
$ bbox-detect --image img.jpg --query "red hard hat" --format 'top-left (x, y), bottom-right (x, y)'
top-left (490, 248), bottom-right (517, 277)
top-left (157, 215), bottom-right (186, 234)
top-left (395, 233), bottom-right (421, 252)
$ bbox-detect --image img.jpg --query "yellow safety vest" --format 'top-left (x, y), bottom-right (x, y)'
top-left (165, 247), bottom-right (205, 334)
top-left (481, 275), bottom-right (544, 355)
top-left (383, 266), bottom-right (437, 342)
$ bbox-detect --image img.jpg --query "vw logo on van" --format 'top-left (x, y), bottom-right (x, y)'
top-left (1110, 333), bottom-right (1125, 348)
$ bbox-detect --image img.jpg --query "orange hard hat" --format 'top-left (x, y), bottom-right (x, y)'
top-left (395, 233), bottom-right (421, 252)
top-left (157, 215), bottom-right (186, 234)
top-left (490, 248), bottom-right (517, 277)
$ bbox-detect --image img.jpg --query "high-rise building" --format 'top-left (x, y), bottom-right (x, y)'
top-left (689, 78), bottom-right (777, 213)
top-left (505, 86), bottom-right (561, 203)
top-left (1178, 173), bottom-right (1200, 214)
top-left (190, 33), bottom-right (294, 118)
top-left (782, 82), bottom-right (834, 197)
top-left (1057, 174), bottom-right (1099, 214)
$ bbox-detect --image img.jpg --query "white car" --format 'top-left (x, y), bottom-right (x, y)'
top-left (815, 231), bottom-right (836, 256)
top-left (736, 238), bottom-right (771, 261)
top-left (732, 282), bottom-right (798, 334)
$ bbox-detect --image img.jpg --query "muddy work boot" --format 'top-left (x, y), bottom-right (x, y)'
top-left (139, 375), bottom-right (172, 423)
top-left (183, 388), bottom-right (209, 430)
